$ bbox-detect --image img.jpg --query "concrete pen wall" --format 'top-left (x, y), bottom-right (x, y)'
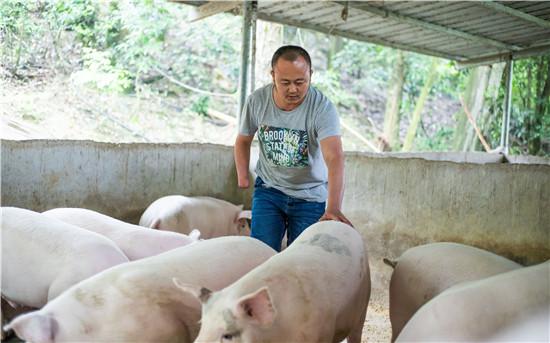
top-left (2, 140), bottom-right (549, 292)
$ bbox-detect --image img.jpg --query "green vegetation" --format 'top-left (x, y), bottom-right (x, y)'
top-left (1, 0), bottom-right (548, 155)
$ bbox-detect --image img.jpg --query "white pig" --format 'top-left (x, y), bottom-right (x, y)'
top-left (485, 307), bottom-right (549, 342)
top-left (5, 236), bottom-right (276, 343)
top-left (43, 207), bottom-right (200, 260)
top-left (396, 261), bottom-right (550, 342)
top-left (1, 207), bottom-right (129, 308)
top-left (1, 298), bottom-right (35, 341)
top-left (139, 195), bottom-right (251, 238)
top-left (387, 242), bottom-right (522, 341)
top-left (177, 220), bottom-right (370, 343)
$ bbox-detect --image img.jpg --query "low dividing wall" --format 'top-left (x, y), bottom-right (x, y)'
top-left (2, 140), bottom-right (549, 292)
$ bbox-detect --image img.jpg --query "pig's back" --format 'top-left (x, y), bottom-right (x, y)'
top-left (1, 207), bottom-right (128, 306)
top-left (125, 235), bottom-right (276, 289)
top-left (396, 261), bottom-right (550, 342)
top-left (43, 208), bottom-right (141, 238)
top-left (264, 221), bottom-right (366, 305)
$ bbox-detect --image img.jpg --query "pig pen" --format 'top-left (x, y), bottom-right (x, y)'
top-left (2, 140), bottom-right (549, 342)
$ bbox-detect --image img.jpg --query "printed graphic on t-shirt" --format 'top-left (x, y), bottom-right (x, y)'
top-left (259, 125), bottom-right (308, 168)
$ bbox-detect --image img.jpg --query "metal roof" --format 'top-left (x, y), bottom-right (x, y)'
top-left (176, 1), bottom-right (550, 66)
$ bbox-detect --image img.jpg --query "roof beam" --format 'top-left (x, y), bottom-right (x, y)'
top-left (186, 1), bottom-right (241, 22)
top-left (333, 1), bottom-right (522, 51)
top-left (478, 1), bottom-right (550, 30)
top-left (256, 12), bottom-right (463, 60)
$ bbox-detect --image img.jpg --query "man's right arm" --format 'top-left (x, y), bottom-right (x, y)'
top-left (234, 134), bottom-right (255, 188)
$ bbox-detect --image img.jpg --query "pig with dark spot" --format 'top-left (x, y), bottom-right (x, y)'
top-left (176, 220), bottom-right (370, 343)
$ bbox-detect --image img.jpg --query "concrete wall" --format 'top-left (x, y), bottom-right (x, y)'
top-left (1, 140), bottom-right (251, 224)
top-left (2, 140), bottom-right (549, 291)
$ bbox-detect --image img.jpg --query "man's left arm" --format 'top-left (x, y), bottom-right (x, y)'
top-left (319, 135), bottom-right (353, 227)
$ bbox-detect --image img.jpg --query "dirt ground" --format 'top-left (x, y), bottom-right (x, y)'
top-left (363, 288), bottom-right (392, 342)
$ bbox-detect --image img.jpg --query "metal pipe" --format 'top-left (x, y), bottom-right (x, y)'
top-left (250, 1), bottom-right (258, 93)
top-left (500, 59), bottom-right (513, 154)
top-left (238, 1), bottom-right (253, 118)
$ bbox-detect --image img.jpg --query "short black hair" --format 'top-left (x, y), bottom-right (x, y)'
top-left (271, 45), bottom-right (312, 72)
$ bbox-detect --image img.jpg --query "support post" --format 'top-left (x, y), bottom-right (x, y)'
top-left (238, 1), bottom-right (253, 118)
top-left (500, 59), bottom-right (513, 154)
top-left (250, 1), bottom-right (258, 94)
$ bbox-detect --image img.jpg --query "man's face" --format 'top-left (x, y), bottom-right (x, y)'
top-left (271, 56), bottom-right (311, 109)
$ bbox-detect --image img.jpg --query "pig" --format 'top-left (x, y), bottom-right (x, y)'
top-left (43, 207), bottom-right (200, 260)
top-left (176, 220), bottom-right (370, 343)
top-left (5, 236), bottom-right (276, 343)
top-left (1, 298), bottom-right (36, 340)
top-left (1, 207), bottom-right (129, 309)
top-left (395, 261), bottom-right (550, 342)
top-left (485, 307), bottom-right (549, 342)
top-left (139, 195), bottom-right (251, 238)
top-left (386, 242), bottom-right (522, 341)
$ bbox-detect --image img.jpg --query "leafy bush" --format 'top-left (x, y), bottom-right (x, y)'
top-left (191, 95), bottom-right (210, 117)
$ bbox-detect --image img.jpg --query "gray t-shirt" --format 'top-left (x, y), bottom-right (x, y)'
top-left (239, 84), bottom-right (341, 202)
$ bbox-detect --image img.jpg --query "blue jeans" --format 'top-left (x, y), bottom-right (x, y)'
top-left (251, 177), bottom-right (326, 252)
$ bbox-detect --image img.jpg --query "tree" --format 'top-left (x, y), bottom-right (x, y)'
top-left (381, 50), bottom-right (407, 150)
top-left (475, 63), bottom-right (505, 151)
top-left (254, 20), bottom-right (282, 88)
top-left (326, 35), bottom-right (342, 71)
top-left (451, 66), bottom-right (491, 151)
top-left (402, 57), bottom-right (440, 151)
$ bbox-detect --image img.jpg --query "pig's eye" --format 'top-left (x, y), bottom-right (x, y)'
top-left (221, 332), bottom-right (239, 341)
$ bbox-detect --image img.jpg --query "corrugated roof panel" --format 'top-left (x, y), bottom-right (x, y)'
top-left (313, 5), bottom-right (377, 25)
top-left (359, 24), bottom-right (438, 42)
top-left (176, 0), bottom-right (550, 65)
top-left (280, 2), bottom-right (327, 17)
top-left (509, 1), bottom-right (550, 12)
top-left (293, 4), bottom-right (342, 22)
top-left (486, 24), bottom-right (549, 39)
top-left (534, 10), bottom-right (550, 19)
top-left (455, 10), bottom-right (541, 32)
top-left (377, 1), bottom-right (445, 13)
top-left (344, 16), bottom-right (415, 32)
top-left (332, 14), bottom-right (388, 31)
top-left (435, 41), bottom-right (505, 56)
top-left (426, 8), bottom-right (496, 27)
top-left (262, 1), bottom-right (302, 15)
top-left (257, 1), bottom-right (289, 14)
top-left (457, 22), bottom-right (544, 45)
top-left (395, 2), bottom-right (471, 20)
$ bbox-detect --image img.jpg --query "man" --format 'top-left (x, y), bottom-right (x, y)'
top-left (234, 45), bottom-right (352, 252)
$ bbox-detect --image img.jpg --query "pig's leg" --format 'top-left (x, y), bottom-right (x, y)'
top-left (346, 307), bottom-right (367, 343)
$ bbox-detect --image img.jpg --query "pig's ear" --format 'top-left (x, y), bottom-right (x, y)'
top-left (235, 287), bottom-right (276, 327)
top-left (172, 278), bottom-right (212, 303)
top-left (5, 311), bottom-right (57, 343)
top-left (237, 210), bottom-right (252, 220)
top-left (151, 218), bottom-right (162, 230)
top-left (188, 229), bottom-right (201, 241)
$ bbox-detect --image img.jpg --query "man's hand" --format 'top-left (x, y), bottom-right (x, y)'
top-left (234, 134), bottom-right (254, 189)
top-left (238, 177), bottom-right (250, 189)
top-left (319, 209), bottom-right (354, 227)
